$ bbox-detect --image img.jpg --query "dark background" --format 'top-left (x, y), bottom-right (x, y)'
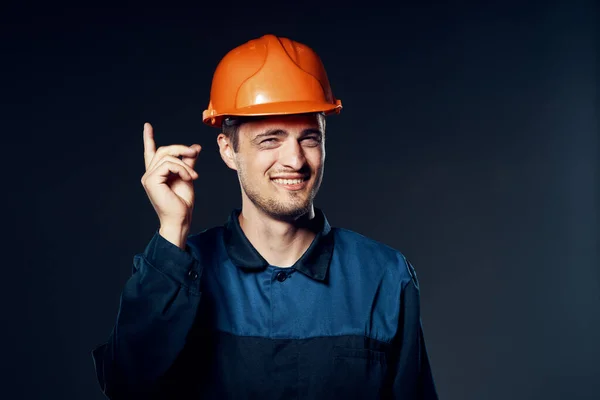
top-left (3, 1), bottom-right (598, 399)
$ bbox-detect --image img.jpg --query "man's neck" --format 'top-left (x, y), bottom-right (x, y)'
top-left (238, 204), bottom-right (318, 268)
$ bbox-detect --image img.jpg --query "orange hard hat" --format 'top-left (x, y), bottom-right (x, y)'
top-left (202, 34), bottom-right (342, 128)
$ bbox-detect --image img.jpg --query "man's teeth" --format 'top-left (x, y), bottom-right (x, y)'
top-left (273, 178), bottom-right (305, 185)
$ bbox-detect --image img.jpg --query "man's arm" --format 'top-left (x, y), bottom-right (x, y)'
top-left (389, 261), bottom-right (438, 399)
top-left (91, 229), bottom-right (203, 399)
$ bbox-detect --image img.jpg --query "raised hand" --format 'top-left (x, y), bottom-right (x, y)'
top-left (141, 122), bottom-right (202, 246)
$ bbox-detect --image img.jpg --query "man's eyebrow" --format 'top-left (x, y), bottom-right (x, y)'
top-left (301, 128), bottom-right (323, 137)
top-left (251, 128), bottom-right (323, 143)
top-left (252, 129), bottom-right (287, 143)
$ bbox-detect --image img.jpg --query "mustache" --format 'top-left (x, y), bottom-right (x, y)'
top-left (271, 166), bottom-right (312, 176)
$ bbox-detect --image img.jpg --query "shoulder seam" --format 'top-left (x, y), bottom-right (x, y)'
top-left (402, 255), bottom-right (419, 290)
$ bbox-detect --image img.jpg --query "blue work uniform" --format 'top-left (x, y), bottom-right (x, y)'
top-left (92, 208), bottom-right (438, 399)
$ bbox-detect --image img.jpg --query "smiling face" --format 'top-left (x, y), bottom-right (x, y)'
top-left (217, 113), bottom-right (326, 221)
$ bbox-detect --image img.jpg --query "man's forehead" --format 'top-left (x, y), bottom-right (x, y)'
top-left (243, 114), bottom-right (323, 136)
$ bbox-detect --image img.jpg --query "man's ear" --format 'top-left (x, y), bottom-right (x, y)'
top-left (217, 133), bottom-right (238, 171)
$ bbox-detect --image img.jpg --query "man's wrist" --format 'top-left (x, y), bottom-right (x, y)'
top-left (158, 225), bottom-right (190, 250)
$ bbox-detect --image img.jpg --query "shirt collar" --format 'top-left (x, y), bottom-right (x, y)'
top-left (222, 208), bottom-right (334, 282)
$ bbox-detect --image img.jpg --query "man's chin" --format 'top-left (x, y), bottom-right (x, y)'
top-left (242, 184), bottom-right (317, 221)
top-left (264, 203), bottom-right (312, 221)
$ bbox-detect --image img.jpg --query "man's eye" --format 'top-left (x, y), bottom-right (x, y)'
top-left (304, 136), bottom-right (321, 143)
top-left (261, 138), bottom-right (277, 144)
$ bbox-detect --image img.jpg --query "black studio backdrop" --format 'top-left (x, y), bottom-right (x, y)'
top-left (3, 1), bottom-right (598, 399)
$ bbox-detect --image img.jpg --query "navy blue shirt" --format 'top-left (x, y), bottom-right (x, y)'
top-left (92, 208), bottom-right (438, 399)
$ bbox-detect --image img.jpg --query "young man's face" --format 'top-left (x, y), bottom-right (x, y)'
top-left (219, 113), bottom-right (325, 220)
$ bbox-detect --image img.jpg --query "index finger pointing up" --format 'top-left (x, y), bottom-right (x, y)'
top-left (143, 122), bottom-right (156, 170)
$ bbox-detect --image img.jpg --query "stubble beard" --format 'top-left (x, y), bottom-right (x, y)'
top-left (238, 168), bottom-right (323, 221)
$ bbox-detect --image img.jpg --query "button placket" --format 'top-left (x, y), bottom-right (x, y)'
top-left (187, 269), bottom-right (198, 280)
top-left (275, 271), bottom-right (287, 282)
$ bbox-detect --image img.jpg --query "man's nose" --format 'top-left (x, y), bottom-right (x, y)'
top-left (279, 139), bottom-right (306, 169)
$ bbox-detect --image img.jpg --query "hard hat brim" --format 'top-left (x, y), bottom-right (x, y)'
top-left (202, 100), bottom-right (342, 128)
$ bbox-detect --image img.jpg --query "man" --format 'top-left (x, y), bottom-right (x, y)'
top-left (92, 34), bottom-right (438, 399)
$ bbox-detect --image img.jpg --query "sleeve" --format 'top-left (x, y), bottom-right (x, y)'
top-left (390, 260), bottom-right (439, 399)
top-left (90, 228), bottom-right (204, 399)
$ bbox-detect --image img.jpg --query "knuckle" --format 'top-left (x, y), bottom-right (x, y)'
top-left (167, 156), bottom-right (187, 168)
top-left (159, 155), bottom-right (174, 165)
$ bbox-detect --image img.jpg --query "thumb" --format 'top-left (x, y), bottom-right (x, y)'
top-left (181, 144), bottom-right (202, 169)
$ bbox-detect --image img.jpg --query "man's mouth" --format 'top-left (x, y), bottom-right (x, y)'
top-left (272, 178), bottom-right (305, 185)
top-left (271, 177), bottom-right (309, 190)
